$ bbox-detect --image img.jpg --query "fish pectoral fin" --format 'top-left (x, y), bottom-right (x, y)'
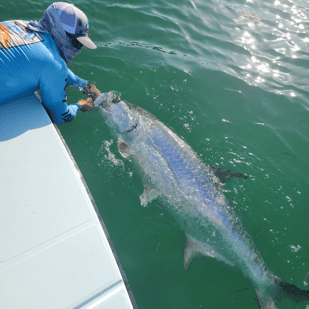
top-left (117, 139), bottom-right (132, 158)
top-left (210, 166), bottom-right (248, 183)
top-left (139, 186), bottom-right (159, 207)
top-left (183, 236), bottom-right (235, 270)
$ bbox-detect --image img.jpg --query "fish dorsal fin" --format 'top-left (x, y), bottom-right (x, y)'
top-left (117, 139), bottom-right (132, 158)
top-left (210, 166), bottom-right (248, 183)
top-left (183, 236), bottom-right (235, 270)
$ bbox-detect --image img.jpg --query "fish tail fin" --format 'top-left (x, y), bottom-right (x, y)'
top-left (276, 277), bottom-right (309, 303)
top-left (255, 276), bottom-right (309, 309)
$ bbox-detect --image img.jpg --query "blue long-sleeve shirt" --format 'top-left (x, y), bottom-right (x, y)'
top-left (0, 20), bottom-right (87, 125)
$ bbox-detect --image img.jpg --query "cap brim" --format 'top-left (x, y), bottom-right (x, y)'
top-left (76, 36), bottom-right (97, 49)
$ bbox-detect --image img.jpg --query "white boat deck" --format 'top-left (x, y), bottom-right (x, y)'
top-left (0, 94), bottom-right (137, 309)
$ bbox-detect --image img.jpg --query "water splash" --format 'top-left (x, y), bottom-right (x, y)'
top-left (100, 139), bottom-right (124, 168)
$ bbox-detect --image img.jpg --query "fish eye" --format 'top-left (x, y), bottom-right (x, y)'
top-left (112, 97), bottom-right (120, 104)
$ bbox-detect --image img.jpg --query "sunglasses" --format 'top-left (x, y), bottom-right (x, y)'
top-left (66, 32), bottom-right (83, 50)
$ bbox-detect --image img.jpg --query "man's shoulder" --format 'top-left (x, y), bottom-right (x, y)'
top-left (39, 34), bottom-right (63, 57)
top-left (32, 33), bottom-right (66, 73)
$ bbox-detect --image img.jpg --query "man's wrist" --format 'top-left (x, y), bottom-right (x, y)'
top-left (82, 82), bottom-right (101, 101)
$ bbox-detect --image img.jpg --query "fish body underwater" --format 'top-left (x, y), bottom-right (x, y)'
top-left (97, 93), bottom-right (309, 308)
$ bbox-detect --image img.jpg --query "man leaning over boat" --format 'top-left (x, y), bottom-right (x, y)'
top-left (0, 2), bottom-right (102, 125)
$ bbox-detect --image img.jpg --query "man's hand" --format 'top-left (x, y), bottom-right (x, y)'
top-left (78, 97), bottom-right (95, 112)
top-left (82, 82), bottom-right (101, 101)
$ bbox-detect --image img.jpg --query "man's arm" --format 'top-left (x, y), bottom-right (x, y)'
top-left (40, 61), bottom-right (81, 125)
top-left (66, 68), bottom-right (87, 88)
top-left (67, 68), bottom-right (101, 106)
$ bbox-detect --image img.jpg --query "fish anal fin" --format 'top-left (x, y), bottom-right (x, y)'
top-left (183, 236), bottom-right (235, 270)
top-left (140, 186), bottom-right (159, 207)
top-left (210, 166), bottom-right (248, 183)
top-left (184, 236), bottom-right (202, 270)
top-left (117, 139), bottom-right (132, 158)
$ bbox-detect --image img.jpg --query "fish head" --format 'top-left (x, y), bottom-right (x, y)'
top-left (101, 92), bottom-right (139, 135)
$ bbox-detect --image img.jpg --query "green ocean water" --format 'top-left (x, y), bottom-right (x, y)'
top-left (2, 0), bottom-right (309, 308)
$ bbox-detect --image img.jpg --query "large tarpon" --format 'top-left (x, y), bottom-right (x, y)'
top-left (96, 92), bottom-right (309, 308)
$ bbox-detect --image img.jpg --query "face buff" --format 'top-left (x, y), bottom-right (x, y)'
top-left (27, 3), bottom-right (81, 63)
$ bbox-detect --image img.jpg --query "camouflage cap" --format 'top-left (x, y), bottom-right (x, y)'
top-left (53, 2), bottom-right (97, 49)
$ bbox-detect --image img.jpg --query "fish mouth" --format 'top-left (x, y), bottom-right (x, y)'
top-left (94, 91), bottom-right (121, 111)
